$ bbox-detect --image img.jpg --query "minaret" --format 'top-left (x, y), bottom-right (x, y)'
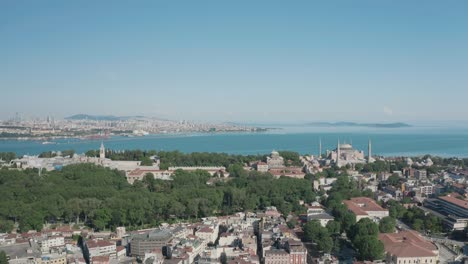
top-left (368, 139), bottom-right (372, 163)
top-left (336, 139), bottom-right (341, 164)
top-left (319, 138), bottom-right (322, 159)
top-left (100, 142), bottom-right (105, 159)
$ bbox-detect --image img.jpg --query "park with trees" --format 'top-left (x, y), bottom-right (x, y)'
top-left (0, 162), bottom-right (315, 232)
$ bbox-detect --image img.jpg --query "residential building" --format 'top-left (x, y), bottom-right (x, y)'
top-left (285, 240), bottom-right (307, 264)
top-left (130, 229), bottom-right (173, 257)
top-left (264, 249), bottom-right (289, 264)
top-left (415, 170), bottom-right (428, 181)
top-left (86, 240), bottom-right (116, 258)
top-left (256, 162), bottom-right (269, 173)
top-left (40, 236), bottom-right (65, 253)
top-left (36, 254), bottom-right (67, 264)
top-left (195, 225), bottom-right (219, 244)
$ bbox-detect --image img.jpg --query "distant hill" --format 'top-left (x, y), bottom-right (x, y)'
top-left (65, 114), bottom-right (146, 121)
top-left (305, 122), bottom-right (411, 128)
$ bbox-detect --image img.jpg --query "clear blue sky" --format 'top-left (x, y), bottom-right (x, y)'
top-left (1, 0), bottom-right (467, 123)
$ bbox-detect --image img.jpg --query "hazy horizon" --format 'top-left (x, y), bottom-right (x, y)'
top-left (2, 1), bottom-right (467, 122)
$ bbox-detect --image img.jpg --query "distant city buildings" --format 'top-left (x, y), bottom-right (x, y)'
top-left (0, 114), bottom-right (264, 140)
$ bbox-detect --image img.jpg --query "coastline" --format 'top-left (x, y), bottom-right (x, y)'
top-left (2, 129), bottom-right (468, 158)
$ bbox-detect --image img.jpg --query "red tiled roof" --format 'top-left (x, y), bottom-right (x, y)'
top-left (87, 240), bottom-right (115, 248)
top-left (116, 246), bottom-right (125, 252)
top-left (6, 234), bottom-right (17, 239)
top-left (379, 230), bottom-right (437, 258)
top-left (197, 227), bottom-right (214, 233)
top-left (92, 256), bottom-right (110, 262)
top-left (343, 197), bottom-right (388, 216)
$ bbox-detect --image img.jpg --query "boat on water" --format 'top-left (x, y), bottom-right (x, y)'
top-left (42, 141), bottom-right (56, 145)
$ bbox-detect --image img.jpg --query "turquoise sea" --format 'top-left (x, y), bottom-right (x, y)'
top-left (1, 124), bottom-right (468, 157)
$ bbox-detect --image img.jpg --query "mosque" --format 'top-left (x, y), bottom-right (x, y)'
top-left (324, 139), bottom-right (374, 168)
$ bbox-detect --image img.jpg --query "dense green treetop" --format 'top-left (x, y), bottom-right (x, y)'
top-left (379, 216), bottom-right (396, 233)
top-left (303, 220), bottom-right (333, 253)
top-left (0, 163), bottom-right (315, 232)
top-left (0, 152), bottom-right (16, 162)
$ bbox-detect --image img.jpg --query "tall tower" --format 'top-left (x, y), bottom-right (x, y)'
top-left (336, 139), bottom-right (341, 164)
top-left (100, 142), bottom-right (105, 159)
top-left (368, 139), bottom-right (372, 163)
top-left (319, 138), bottom-right (322, 159)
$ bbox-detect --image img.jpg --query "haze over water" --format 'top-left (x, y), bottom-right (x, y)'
top-left (2, 124), bottom-right (468, 157)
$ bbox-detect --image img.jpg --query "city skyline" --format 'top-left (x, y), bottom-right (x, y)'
top-left (1, 1), bottom-right (468, 122)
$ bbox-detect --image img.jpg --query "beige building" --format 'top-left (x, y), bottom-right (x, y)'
top-left (256, 162), bottom-right (269, 172)
top-left (36, 254), bottom-right (67, 264)
top-left (267, 151), bottom-right (285, 169)
top-left (343, 197), bottom-right (389, 222)
top-left (126, 166), bottom-right (229, 184)
top-left (86, 240), bottom-right (116, 258)
top-left (264, 249), bottom-right (289, 264)
top-left (40, 236), bottom-right (65, 253)
top-left (379, 230), bottom-right (438, 264)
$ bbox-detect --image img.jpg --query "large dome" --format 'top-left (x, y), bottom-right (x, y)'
top-left (340, 144), bottom-right (353, 149)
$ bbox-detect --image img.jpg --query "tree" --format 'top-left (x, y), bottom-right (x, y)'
top-left (18, 210), bottom-right (43, 232)
top-left (303, 221), bottom-right (333, 253)
top-left (220, 252), bottom-right (227, 264)
top-left (0, 251), bottom-right (8, 264)
top-left (61, 150), bottom-right (75, 157)
top-left (349, 218), bottom-right (379, 240)
top-left (0, 152), bottom-right (16, 162)
top-left (353, 236), bottom-right (384, 261)
top-left (326, 220), bottom-right (341, 235)
top-left (287, 218), bottom-right (297, 229)
top-left (388, 200), bottom-right (407, 219)
top-left (0, 219), bottom-right (14, 233)
top-left (387, 174), bottom-right (400, 187)
top-left (315, 230), bottom-right (333, 253)
top-left (227, 164), bottom-right (247, 178)
top-left (0, 159), bottom-right (318, 232)
top-left (140, 157), bottom-right (153, 166)
top-left (93, 208), bottom-right (111, 231)
top-left (143, 173), bottom-right (157, 192)
top-left (379, 216), bottom-right (396, 233)
top-left (349, 218), bottom-right (384, 261)
top-left (413, 219), bottom-right (424, 231)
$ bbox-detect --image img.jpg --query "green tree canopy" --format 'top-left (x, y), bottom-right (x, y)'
top-left (379, 216), bottom-right (396, 233)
